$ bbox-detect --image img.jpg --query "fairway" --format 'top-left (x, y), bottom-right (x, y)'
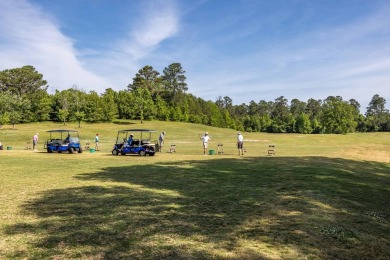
top-left (1, 122), bottom-right (389, 259)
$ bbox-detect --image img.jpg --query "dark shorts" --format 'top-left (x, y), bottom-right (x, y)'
top-left (237, 141), bottom-right (243, 149)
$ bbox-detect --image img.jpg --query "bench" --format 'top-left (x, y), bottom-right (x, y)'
top-left (268, 145), bottom-right (275, 155)
top-left (25, 142), bottom-right (32, 150)
top-left (217, 143), bottom-right (224, 154)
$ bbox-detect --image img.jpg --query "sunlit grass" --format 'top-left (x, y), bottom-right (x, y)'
top-left (0, 121), bottom-right (389, 259)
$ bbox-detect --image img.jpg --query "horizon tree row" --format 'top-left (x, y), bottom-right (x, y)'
top-left (0, 65), bottom-right (389, 133)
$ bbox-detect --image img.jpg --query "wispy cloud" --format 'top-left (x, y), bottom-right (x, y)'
top-left (0, 0), bottom-right (179, 92)
top-left (186, 2), bottom-right (390, 108)
top-left (0, 0), bottom-right (388, 111)
top-left (133, 4), bottom-right (178, 48)
top-left (81, 0), bottom-right (179, 89)
top-left (0, 0), bottom-right (109, 91)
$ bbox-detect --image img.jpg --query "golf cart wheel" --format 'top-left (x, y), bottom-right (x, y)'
top-left (149, 153), bottom-right (155, 156)
top-left (68, 147), bottom-right (75, 154)
top-left (112, 149), bottom-right (119, 155)
top-left (58, 151), bottom-right (62, 153)
top-left (78, 147), bottom-right (83, 153)
top-left (47, 148), bottom-right (53, 153)
top-left (121, 151), bottom-right (126, 156)
top-left (139, 150), bottom-right (146, 156)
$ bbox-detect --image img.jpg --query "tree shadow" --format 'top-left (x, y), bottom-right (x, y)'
top-left (3, 156), bottom-right (390, 259)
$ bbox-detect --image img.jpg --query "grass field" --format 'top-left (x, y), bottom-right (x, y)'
top-left (0, 121), bottom-right (389, 259)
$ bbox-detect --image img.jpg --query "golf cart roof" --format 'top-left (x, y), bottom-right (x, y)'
top-left (118, 129), bottom-right (157, 133)
top-left (47, 130), bottom-right (79, 133)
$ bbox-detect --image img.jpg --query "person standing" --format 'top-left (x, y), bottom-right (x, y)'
top-left (201, 132), bottom-right (211, 155)
top-left (33, 132), bottom-right (39, 150)
top-left (95, 133), bottom-right (100, 151)
top-left (158, 131), bottom-right (165, 152)
top-left (237, 132), bottom-right (244, 155)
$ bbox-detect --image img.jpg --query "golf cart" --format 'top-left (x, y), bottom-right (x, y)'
top-left (112, 129), bottom-right (157, 156)
top-left (44, 130), bottom-right (83, 154)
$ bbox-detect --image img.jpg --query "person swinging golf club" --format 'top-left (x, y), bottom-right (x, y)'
top-left (200, 132), bottom-right (211, 155)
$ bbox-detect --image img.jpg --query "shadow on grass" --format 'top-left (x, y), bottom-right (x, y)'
top-left (3, 156), bottom-right (390, 259)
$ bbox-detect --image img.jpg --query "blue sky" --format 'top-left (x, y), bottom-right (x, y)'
top-left (1, 0), bottom-right (389, 111)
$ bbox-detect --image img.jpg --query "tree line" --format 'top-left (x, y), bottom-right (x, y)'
top-left (0, 65), bottom-right (389, 133)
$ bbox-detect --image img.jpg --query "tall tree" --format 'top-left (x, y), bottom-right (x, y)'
top-left (365, 94), bottom-right (388, 116)
top-left (258, 100), bottom-right (272, 117)
top-left (271, 96), bottom-right (290, 121)
top-left (290, 98), bottom-right (306, 117)
top-left (322, 96), bottom-right (357, 134)
top-left (306, 98), bottom-right (322, 120)
top-left (30, 89), bottom-right (53, 122)
top-left (0, 65), bottom-right (47, 97)
top-left (248, 100), bottom-right (259, 116)
top-left (0, 91), bottom-right (14, 128)
top-left (269, 96), bottom-right (290, 133)
top-left (161, 63), bottom-right (188, 103)
top-left (127, 66), bottom-right (162, 99)
top-left (84, 91), bottom-right (103, 122)
top-left (52, 90), bottom-right (73, 124)
top-left (58, 109), bottom-right (69, 126)
top-left (131, 88), bottom-right (155, 123)
top-left (365, 94), bottom-right (389, 131)
top-left (67, 87), bottom-right (87, 127)
top-left (0, 90), bottom-right (29, 128)
top-left (116, 90), bottom-right (134, 119)
top-left (219, 96), bottom-right (234, 115)
top-left (101, 88), bottom-right (118, 122)
top-left (215, 96), bottom-right (224, 108)
top-left (295, 113), bottom-right (312, 134)
top-left (234, 103), bottom-right (249, 117)
top-left (154, 95), bottom-right (169, 121)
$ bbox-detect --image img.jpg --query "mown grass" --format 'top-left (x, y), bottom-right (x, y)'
top-left (0, 121), bottom-right (389, 259)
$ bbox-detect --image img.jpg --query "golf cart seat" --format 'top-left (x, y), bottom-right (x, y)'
top-left (131, 140), bottom-right (140, 146)
top-left (141, 139), bottom-right (151, 145)
top-left (51, 139), bottom-right (63, 146)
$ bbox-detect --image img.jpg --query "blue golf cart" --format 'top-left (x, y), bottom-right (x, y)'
top-left (112, 129), bottom-right (156, 156)
top-left (44, 130), bottom-right (83, 154)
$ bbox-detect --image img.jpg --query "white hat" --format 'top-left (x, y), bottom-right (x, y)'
top-left (36, 133), bottom-right (39, 135)
top-left (205, 132), bottom-right (208, 135)
top-left (237, 132), bottom-right (241, 135)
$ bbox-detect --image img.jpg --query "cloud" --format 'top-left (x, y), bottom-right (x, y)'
top-left (0, 0), bottom-right (387, 113)
top-left (133, 4), bottom-right (178, 48)
top-left (0, 0), bottom-right (179, 93)
top-left (185, 2), bottom-right (390, 110)
top-left (80, 0), bottom-right (179, 89)
top-left (0, 0), bottom-right (110, 92)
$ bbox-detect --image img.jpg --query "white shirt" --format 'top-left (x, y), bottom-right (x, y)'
top-left (202, 135), bottom-right (210, 143)
top-left (237, 134), bottom-right (243, 142)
